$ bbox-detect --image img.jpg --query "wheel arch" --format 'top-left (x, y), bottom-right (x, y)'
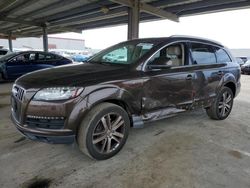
top-left (218, 73), bottom-right (237, 97)
top-left (82, 86), bottom-right (141, 115)
top-left (71, 86), bottom-right (141, 133)
top-left (224, 82), bottom-right (236, 97)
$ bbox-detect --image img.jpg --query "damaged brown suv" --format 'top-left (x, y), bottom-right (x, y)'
top-left (11, 36), bottom-right (241, 160)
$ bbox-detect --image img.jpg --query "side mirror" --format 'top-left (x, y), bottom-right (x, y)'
top-left (147, 57), bottom-right (173, 70)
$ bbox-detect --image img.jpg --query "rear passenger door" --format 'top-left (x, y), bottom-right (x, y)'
top-left (31, 52), bottom-right (55, 70)
top-left (189, 42), bottom-right (227, 106)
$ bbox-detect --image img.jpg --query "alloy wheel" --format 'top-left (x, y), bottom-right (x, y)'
top-left (218, 91), bottom-right (233, 118)
top-left (92, 113), bottom-right (125, 154)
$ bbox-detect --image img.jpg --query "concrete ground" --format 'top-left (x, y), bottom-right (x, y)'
top-left (0, 76), bottom-right (250, 188)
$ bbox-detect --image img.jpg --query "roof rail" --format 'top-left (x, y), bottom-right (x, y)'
top-left (169, 35), bottom-right (223, 46)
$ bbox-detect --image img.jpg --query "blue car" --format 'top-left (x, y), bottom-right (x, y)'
top-left (0, 51), bottom-right (72, 81)
top-left (72, 54), bottom-right (89, 62)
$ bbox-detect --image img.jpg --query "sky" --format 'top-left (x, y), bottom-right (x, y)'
top-left (51, 8), bottom-right (250, 50)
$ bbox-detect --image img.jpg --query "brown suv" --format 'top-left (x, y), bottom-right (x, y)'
top-left (11, 36), bottom-right (241, 160)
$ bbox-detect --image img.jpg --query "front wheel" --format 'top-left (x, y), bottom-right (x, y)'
top-left (77, 103), bottom-right (130, 160)
top-left (206, 87), bottom-right (234, 120)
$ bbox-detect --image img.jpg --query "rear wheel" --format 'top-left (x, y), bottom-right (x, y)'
top-left (77, 102), bottom-right (130, 160)
top-left (206, 87), bottom-right (234, 120)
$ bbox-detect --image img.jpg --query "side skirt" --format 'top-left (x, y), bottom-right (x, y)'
top-left (132, 107), bottom-right (186, 128)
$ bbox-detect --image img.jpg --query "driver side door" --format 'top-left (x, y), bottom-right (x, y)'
top-left (142, 42), bottom-right (196, 113)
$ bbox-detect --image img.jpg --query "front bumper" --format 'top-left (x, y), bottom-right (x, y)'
top-left (11, 113), bottom-right (75, 144)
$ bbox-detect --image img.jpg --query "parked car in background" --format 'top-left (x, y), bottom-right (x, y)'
top-left (0, 51), bottom-right (72, 81)
top-left (241, 60), bottom-right (250, 74)
top-left (235, 57), bottom-right (245, 67)
top-left (238, 56), bottom-right (248, 63)
top-left (0, 49), bottom-right (10, 57)
top-left (72, 54), bottom-right (89, 62)
top-left (11, 36), bottom-right (241, 160)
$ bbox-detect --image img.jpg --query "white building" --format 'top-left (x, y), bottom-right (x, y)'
top-left (0, 36), bottom-right (85, 51)
top-left (230, 49), bottom-right (250, 58)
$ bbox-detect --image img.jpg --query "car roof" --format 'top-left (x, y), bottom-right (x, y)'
top-left (17, 51), bottom-right (52, 54)
top-left (127, 35), bottom-right (224, 48)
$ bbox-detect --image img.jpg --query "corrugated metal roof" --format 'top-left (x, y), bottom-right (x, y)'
top-left (0, 0), bottom-right (249, 38)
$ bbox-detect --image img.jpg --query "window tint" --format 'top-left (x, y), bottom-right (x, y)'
top-left (28, 53), bottom-right (36, 61)
top-left (54, 54), bottom-right (62, 60)
top-left (148, 43), bottom-right (184, 67)
top-left (45, 54), bottom-right (54, 60)
top-left (191, 43), bottom-right (216, 65)
top-left (38, 53), bottom-right (45, 60)
top-left (16, 55), bottom-right (26, 62)
top-left (9, 54), bottom-right (27, 63)
top-left (215, 48), bottom-right (231, 63)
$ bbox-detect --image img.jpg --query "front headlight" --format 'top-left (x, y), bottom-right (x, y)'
top-left (33, 87), bottom-right (84, 101)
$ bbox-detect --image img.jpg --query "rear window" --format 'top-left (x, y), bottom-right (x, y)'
top-left (191, 43), bottom-right (216, 65)
top-left (214, 48), bottom-right (231, 63)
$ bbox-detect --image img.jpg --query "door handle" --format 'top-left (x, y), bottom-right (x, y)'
top-left (217, 71), bottom-right (223, 75)
top-left (186, 74), bottom-right (193, 80)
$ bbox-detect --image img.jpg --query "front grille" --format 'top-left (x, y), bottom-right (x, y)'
top-left (12, 85), bottom-right (25, 102)
top-left (26, 116), bottom-right (65, 129)
top-left (11, 85), bottom-right (25, 123)
top-left (11, 96), bottom-right (22, 122)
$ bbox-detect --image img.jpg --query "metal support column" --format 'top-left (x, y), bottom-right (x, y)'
top-left (127, 0), bottom-right (140, 40)
top-left (8, 33), bottom-right (13, 52)
top-left (42, 26), bottom-right (48, 52)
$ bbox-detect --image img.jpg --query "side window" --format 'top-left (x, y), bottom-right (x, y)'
top-left (148, 43), bottom-right (184, 67)
top-left (28, 53), bottom-right (36, 61)
top-left (38, 53), bottom-right (45, 60)
top-left (45, 54), bottom-right (55, 60)
top-left (54, 54), bottom-right (62, 60)
top-left (214, 48), bottom-right (231, 63)
top-left (99, 43), bottom-right (154, 64)
top-left (10, 54), bottom-right (27, 63)
top-left (191, 43), bottom-right (216, 65)
top-left (103, 47), bottom-right (128, 63)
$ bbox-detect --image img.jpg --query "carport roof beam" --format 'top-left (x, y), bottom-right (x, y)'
top-left (110, 0), bottom-right (179, 22)
top-left (127, 0), bottom-right (139, 40)
top-left (0, 17), bottom-right (42, 27)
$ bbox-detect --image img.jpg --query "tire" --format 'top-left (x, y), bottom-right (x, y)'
top-left (206, 87), bottom-right (234, 120)
top-left (77, 102), bottom-right (130, 160)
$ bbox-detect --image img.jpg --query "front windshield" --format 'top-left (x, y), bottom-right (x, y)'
top-left (245, 60), bottom-right (250, 65)
top-left (0, 52), bottom-right (17, 61)
top-left (88, 42), bottom-right (155, 65)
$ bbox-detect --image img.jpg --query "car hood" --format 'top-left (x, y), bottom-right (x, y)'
top-left (16, 63), bottom-right (129, 89)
